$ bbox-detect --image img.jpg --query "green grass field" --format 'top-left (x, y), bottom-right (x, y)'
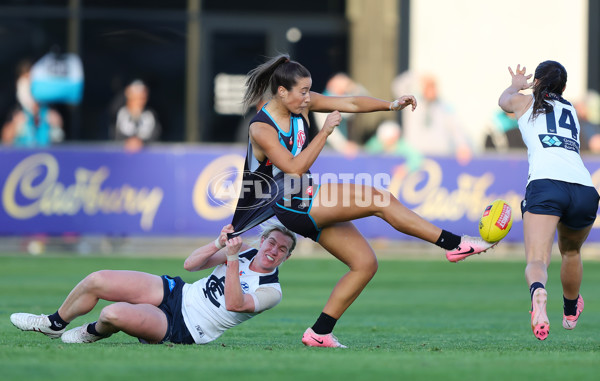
top-left (1, 254), bottom-right (599, 381)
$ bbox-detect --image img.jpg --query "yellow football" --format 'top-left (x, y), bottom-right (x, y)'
top-left (479, 199), bottom-right (513, 243)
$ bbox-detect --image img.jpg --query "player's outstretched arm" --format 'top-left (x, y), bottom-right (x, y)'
top-left (309, 91), bottom-right (416, 113)
top-left (499, 64), bottom-right (533, 117)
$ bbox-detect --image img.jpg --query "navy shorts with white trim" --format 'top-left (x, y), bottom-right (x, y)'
top-left (157, 275), bottom-right (195, 344)
top-left (521, 179), bottom-right (599, 229)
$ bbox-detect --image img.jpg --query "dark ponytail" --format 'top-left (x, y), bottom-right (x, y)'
top-left (531, 60), bottom-right (567, 120)
top-left (243, 54), bottom-right (311, 110)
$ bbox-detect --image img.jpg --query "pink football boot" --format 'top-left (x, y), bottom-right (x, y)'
top-left (301, 328), bottom-right (347, 348)
top-left (445, 235), bottom-right (497, 262)
top-left (563, 295), bottom-right (584, 330)
top-left (530, 288), bottom-right (550, 340)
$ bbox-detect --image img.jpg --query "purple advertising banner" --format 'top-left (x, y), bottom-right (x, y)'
top-left (2, 145), bottom-right (600, 242)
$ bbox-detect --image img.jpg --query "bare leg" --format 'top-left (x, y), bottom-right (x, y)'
top-left (96, 302), bottom-right (168, 343)
top-left (57, 270), bottom-right (164, 322)
top-left (311, 183), bottom-right (442, 243)
top-left (316, 221), bottom-right (378, 319)
top-left (557, 223), bottom-right (592, 300)
top-left (307, 183), bottom-right (447, 322)
top-left (522, 212), bottom-right (559, 286)
top-left (523, 212), bottom-right (565, 340)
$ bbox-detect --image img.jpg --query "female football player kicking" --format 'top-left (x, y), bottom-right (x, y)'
top-left (228, 54), bottom-right (498, 348)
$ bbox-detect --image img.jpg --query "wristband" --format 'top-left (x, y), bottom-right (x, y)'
top-left (226, 254), bottom-right (239, 262)
top-left (214, 238), bottom-right (224, 250)
top-left (389, 100), bottom-right (400, 111)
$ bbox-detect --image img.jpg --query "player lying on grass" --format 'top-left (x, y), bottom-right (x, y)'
top-left (10, 223), bottom-right (296, 344)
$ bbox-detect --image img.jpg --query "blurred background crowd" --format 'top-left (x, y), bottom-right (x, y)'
top-left (1, 0), bottom-right (600, 256)
top-left (1, 0), bottom-right (598, 160)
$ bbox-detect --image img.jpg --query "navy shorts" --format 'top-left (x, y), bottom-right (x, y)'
top-left (521, 179), bottom-right (599, 229)
top-left (274, 183), bottom-right (322, 242)
top-left (157, 275), bottom-right (195, 344)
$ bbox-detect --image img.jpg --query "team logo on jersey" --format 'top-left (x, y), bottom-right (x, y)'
top-left (306, 186), bottom-right (313, 196)
top-left (239, 270), bottom-right (245, 276)
top-left (266, 159), bottom-right (272, 166)
top-left (203, 274), bottom-right (225, 308)
top-left (240, 282), bottom-right (250, 293)
top-left (297, 130), bottom-right (306, 147)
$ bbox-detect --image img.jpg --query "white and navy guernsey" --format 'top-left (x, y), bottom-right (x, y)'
top-left (230, 104), bottom-right (311, 237)
top-left (518, 94), bottom-right (594, 187)
top-left (180, 248), bottom-right (281, 344)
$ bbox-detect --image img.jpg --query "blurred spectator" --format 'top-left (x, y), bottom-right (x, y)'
top-left (483, 110), bottom-right (525, 151)
top-left (112, 79), bottom-right (161, 152)
top-left (575, 90), bottom-right (600, 153)
top-left (1, 60), bottom-right (64, 147)
top-left (312, 73), bottom-right (366, 157)
top-left (364, 120), bottom-right (423, 172)
top-left (392, 72), bottom-right (472, 165)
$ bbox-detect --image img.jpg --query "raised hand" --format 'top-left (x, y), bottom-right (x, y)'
top-left (508, 64), bottom-right (533, 90)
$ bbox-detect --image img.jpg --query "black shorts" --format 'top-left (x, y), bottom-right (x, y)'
top-left (157, 275), bottom-right (195, 344)
top-left (521, 179), bottom-right (599, 229)
top-left (274, 183), bottom-right (322, 242)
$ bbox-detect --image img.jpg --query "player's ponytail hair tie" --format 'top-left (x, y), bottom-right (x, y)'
top-left (536, 88), bottom-right (555, 116)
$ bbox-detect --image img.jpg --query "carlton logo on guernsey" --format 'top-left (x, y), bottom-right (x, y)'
top-left (180, 248), bottom-right (281, 344)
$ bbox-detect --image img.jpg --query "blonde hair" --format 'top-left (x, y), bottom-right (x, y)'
top-left (259, 221), bottom-right (297, 254)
